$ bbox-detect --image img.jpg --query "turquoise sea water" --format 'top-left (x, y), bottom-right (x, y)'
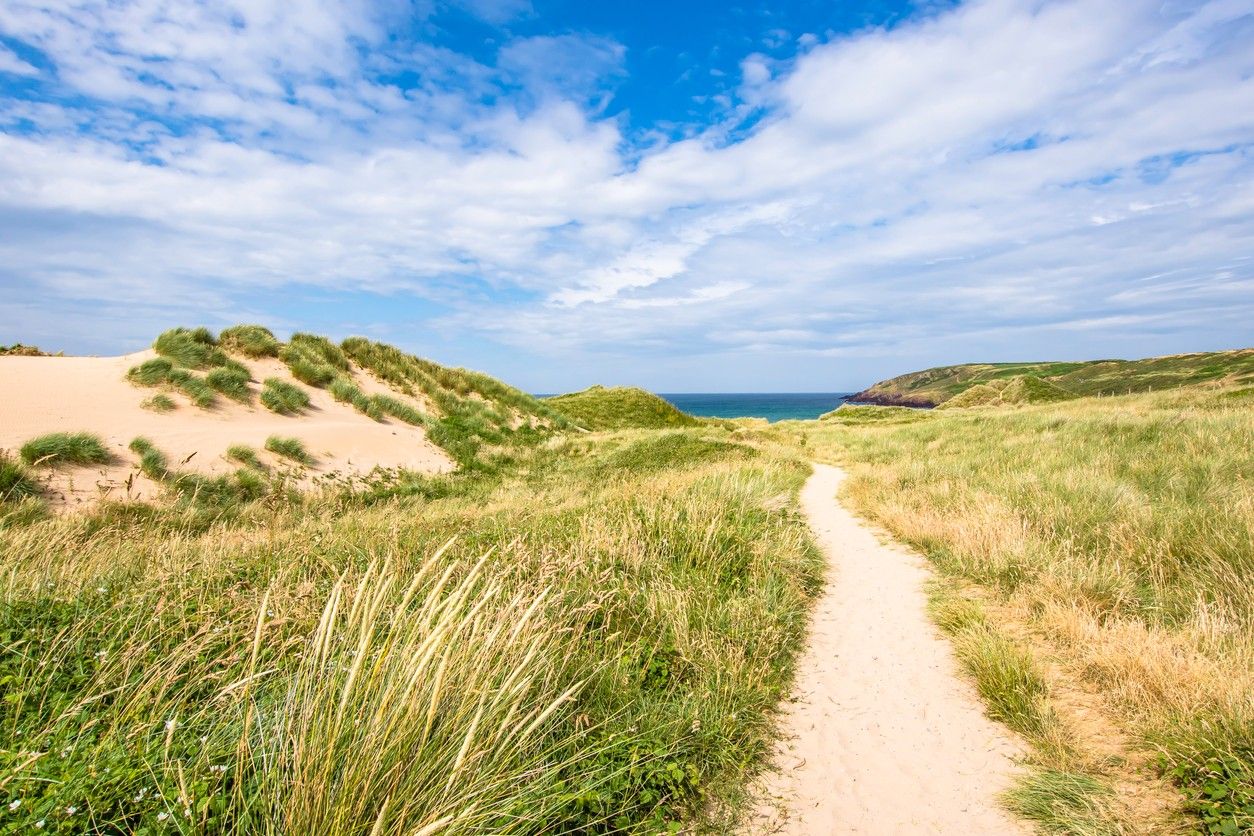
top-left (658, 393), bottom-right (853, 423)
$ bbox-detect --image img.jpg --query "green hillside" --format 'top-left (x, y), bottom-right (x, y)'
top-left (545, 385), bottom-right (700, 430)
top-left (850, 349), bottom-right (1254, 407)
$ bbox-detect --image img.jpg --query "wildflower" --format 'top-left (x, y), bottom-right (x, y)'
top-left (7, 799), bottom-right (20, 811)
top-left (157, 811), bottom-right (169, 822)
top-left (35, 820), bottom-right (45, 829)
top-left (97, 587), bottom-right (107, 593)
top-left (66, 806), bottom-right (77, 815)
top-left (165, 719), bottom-right (176, 732)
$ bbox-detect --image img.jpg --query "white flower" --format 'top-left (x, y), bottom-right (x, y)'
top-left (35, 820), bottom-right (45, 829)
top-left (65, 806), bottom-right (77, 815)
top-left (7, 799), bottom-right (20, 810)
top-left (97, 587), bottom-right (107, 593)
top-left (157, 812), bottom-right (169, 822)
top-left (164, 719), bottom-right (176, 732)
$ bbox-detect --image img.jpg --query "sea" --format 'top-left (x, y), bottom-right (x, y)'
top-left (658, 393), bottom-right (854, 423)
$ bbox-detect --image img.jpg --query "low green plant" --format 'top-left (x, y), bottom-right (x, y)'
top-left (1003, 769), bottom-right (1120, 835)
top-left (0, 453), bottom-right (39, 501)
top-left (1169, 753), bottom-right (1254, 834)
top-left (128, 436), bottom-right (169, 479)
top-left (153, 326), bottom-right (221, 368)
top-left (167, 369), bottom-right (217, 409)
top-left (265, 435), bottom-right (314, 465)
top-left (287, 358), bottom-right (337, 387)
top-left (219, 324), bottom-right (280, 358)
top-left (141, 394), bottom-right (177, 412)
top-left (260, 378), bottom-right (311, 415)
top-left (226, 444), bottom-right (265, 471)
top-left (19, 432), bottom-right (111, 467)
top-left (206, 365), bottom-right (253, 403)
top-left (370, 394), bottom-right (426, 425)
top-left (127, 357), bottom-right (175, 385)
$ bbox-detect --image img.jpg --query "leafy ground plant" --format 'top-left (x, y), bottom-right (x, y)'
top-left (19, 432), bottom-right (110, 467)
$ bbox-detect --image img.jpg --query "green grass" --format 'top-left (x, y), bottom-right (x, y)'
top-left (141, 394), bottom-right (177, 412)
top-left (819, 404), bottom-right (931, 424)
top-left (265, 435), bottom-right (314, 465)
top-left (167, 369), bottom-right (217, 408)
top-left (226, 444), bottom-right (265, 470)
top-left (0, 453), bottom-right (39, 502)
top-left (546, 385), bottom-right (699, 431)
top-left (851, 348), bottom-right (1254, 406)
top-left (128, 358), bottom-right (218, 408)
top-left (219, 324), bottom-right (280, 358)
top-left (805, 387), bottom-right (1254, 833)
top-left (19, 432), bottom-right (111, 467)
top-left (128, 436), bottom-right (169, 479)
top-left (1004, 770), bottom-right (1121, 835)
top-left (937, 375), bottom-right (1077, 409)
top-left (0, 427), bottom-right (820, 834)
top-left (370, 393), bottom-right (426, 425)
top-left (152, 326), bottom-right (223, 369)
top-left (127, 357), bottom-right (175, 385)
top-left (260, 378), bottom-right (311, 415)
top-left (205, 365), bottom-right (253, 403)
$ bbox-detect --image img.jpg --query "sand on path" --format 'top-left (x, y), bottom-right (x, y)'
top-left (743, 463), bottom-right (1026, 835)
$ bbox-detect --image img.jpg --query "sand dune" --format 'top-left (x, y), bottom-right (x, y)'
top-left (0, 351), bottom-right (453, 509)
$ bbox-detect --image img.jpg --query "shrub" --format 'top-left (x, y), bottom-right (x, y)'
top-left (20, 432), bottom-right (111, 467)
top-left (128, 437), bottom-right (169, 479)
top-left (141, 394), bottom-right (177, 413)
top-left (265, 435), bottom-right (314, 465)
top-left (260, 378), bottom-right (311, 415)
top-left (219, 324), bottom-right (280, 358)
top-left (206, 366), bottom-right (253, 403)
top-left (0, 453), bottom-right (39, 502)
top-left (226, 444), bottom-right (265, 471)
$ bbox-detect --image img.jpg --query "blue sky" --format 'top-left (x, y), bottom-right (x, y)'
top-left (1, 0), bottom-right (1252, 392)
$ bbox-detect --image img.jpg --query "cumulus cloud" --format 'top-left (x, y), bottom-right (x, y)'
top-left (0, 0), bottom-right (1252, 388)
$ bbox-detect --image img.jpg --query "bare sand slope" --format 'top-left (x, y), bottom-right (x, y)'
top-left (744, 463), bottom-right (1026, 835)
top-left (0, 352), bottom-right (453, 509)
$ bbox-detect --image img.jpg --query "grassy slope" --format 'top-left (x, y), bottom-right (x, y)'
top-left (850, 349), bottom-right (1254, 406)
top-left (800, 387), bottom-right (1254, 834)
top-left (545, 385), bottom-right (700, 431)
top-left (0, 427), bottom-right (821, 834)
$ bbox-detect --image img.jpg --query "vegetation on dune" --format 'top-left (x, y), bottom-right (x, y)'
top-left (152, 326), bottom-right (228, 369)
top-left (260, 377), bottom-right (311, 415)
top-left (0, 343), bottom-right (59, 357)
top-left (936, 375), bottom-right (1077, 409)
top-left (0, 452), bottom-right (39, 502)
top-left (819, 404), bottom-right (931, 424)
top-left (127, 356), bottom-right (218, 408)
top-left (0, 426), bottom-right (821, 833)
top-left (851, 348), bottom-right (1254, 406)
top-left (280, 333), bottom-right (350, 388)
top-left (19, 431), bottom-right (111, 467)
top-left (545, 385), bottom-right (700, 431)
top-left (205, 365), bottom-right (253, 404)
top-left (802, 386), bottom-right (1254, 833)
top-left (128, 435), bottom-right (169, 479)
top-left (265, 435), bottom-right (314, 465)
top-left (226, 444), bottom-right (265, 471)
top-left (141, 393), bottom-right (177, 412)
top-left (219, 324), bottom-right (280, 358)
top-left (342, 337), bottom-right (570, 468)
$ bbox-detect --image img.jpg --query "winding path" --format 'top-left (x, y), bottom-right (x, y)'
top-left (744, 463), bottom-right (1026, 834)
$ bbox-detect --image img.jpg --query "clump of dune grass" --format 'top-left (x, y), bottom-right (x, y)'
top-left (153, 326), bottom-right (223, 368)
top-left (141, 393), bottom-right (177, 413)
top-left (167, 369), bottom-right (217, 408)
top-left (20, 432), bottom-right (110, 467)
top-left (219, 324), bottom-right (280, 358)
top-left (0, 452), bottom-right (39, 502)
top-left (280, 333), bottom-right (350, 388)
top-left (127, 357), bottom-right (175, 385)
top-left (226, 444), bottom-right (265, 471)
top-left (260, 378), bottom-right (311, 415)
top-left (371, 393), bottom-right (427, 425)
top-left (1004, 769), bottom-right (1121, 835)
top-left (265, 435), bottom-right (314, 465)
top-left (128, 436), bottom-right (169, 479)
top-left (206, 365), bottom-right (253, 403)
top-left (128, 357), bottom-right (218, 408)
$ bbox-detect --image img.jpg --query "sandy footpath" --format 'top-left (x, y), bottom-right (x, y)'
top-left (744, 463), bottom-right (1026, 834)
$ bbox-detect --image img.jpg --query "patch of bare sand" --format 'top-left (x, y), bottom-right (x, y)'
top-left (0, 352), bottom-right (453, 510)
top-left (743, 463), bottom-right (1027, 835)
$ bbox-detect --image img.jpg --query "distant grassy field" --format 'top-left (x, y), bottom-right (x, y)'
top-left (0, 427), bottom-right (821, 833)
top-left (801, 388), bottom-right (1254, 833)
top-left (545, 385), bottom-right (700, 431)
top-left (851, 349), bottom-right (1254, 406)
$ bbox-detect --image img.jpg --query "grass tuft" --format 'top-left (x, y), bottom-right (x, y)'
top-left (226, 444), bottom-right (266, 471)
top-left (153, 326), bottom-right (220, 368)
top-left (128, 436), bottom-right (169, 479)
top-left (206, 365), bottom-right (253, 403)
top-left (0, 453), bottom-right (39, 502)
top-left (265, 435), bottom-right (314, 465)
top-left (260, 378), bottom-right (311, 415)
top-left (141, 394), bottom-right (177, 413)
top-left (219, 324), bottom-right (280, 358)
top-left (20, 432), bottom-right (111, 467)
top-left (1004, 769), bottom-right (1120, 835)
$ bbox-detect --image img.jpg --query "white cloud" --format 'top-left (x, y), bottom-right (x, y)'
top-left (1, 0), bottom-right (1252, 388)
top-left (0, 43), bottom-right (37, 75)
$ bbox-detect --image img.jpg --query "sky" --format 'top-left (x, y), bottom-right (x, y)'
top-left (1, 0), bottom-right (1252, 392)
